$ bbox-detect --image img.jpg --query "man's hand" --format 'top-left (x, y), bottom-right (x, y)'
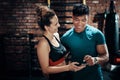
top-left (83, 55), bottom-right (97, 66)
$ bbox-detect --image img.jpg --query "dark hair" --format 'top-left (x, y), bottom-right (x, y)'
top-left (73, 4), bottom-right (89, 16)
top-left (36, 5), bottom-right (56, 31)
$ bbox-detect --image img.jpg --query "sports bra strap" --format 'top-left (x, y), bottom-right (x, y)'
top-left (42, 35), bottom-right (51, 45)
top-left (43, 35), bottom-right (60, 44)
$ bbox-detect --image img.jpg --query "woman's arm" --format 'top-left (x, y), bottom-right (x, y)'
top-left (37, 38), bottom-right (85, 74)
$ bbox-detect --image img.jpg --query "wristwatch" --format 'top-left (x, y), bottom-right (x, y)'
top-left (94, 57), bottom-right (98, 64)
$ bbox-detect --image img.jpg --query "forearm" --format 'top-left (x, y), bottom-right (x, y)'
top-left (42, 65), bottom-right (70, 74)
top-left (42, 61), bottom-right (82, 74)
top-left (96, 53), bottom-right (109, 65)
top-left (96, 44), bottom-right (109, 65)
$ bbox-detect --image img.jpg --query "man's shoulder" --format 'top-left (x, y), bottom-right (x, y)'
top-left (62, 28), bottom-right (73, 36)
top-left (86, 24), bottom-right (104, 38)
top-left (87, 24), bottom-right (98, 30)
top-left (86, 24), bottom-right (101, 33)
top-left (61, 28), bottom-right (74, 42)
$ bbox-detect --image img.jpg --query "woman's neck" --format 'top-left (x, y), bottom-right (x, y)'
top-left (43, 32), bottom-right (54, 41)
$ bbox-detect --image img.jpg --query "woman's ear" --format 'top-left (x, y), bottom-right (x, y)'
top-left (44, 25), bottom-right (48, 31)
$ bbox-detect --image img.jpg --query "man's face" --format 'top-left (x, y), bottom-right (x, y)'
top-left (72, 15), bottom-right (88, 33)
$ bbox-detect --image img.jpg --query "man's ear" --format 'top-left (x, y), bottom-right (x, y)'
top-left (86, 15), bottom-right (89, 23)
top-left (72, 15), bottom-right (74, 22)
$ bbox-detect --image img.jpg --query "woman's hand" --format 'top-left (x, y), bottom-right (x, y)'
top-left (68, 62), bottom-right (86, 72)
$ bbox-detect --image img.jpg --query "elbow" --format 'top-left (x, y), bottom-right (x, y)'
top-left (42, 69), bottom-right (49, 74)
top-left (106, 57), bottom-right (109, 62)
top-left (106, 53), bottom-right (109, 62)
top-left (41, 68), bottom-right (51, 74)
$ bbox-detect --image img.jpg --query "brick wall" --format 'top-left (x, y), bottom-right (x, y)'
top-left (0, 0), bottom-right (120, 35)
top-left (0, 0), bottom-right (47, 78)
top-left (0, 0), bottom-right (120, 78)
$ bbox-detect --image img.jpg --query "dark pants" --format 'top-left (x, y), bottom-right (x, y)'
top-left (49, 72), bottom-right (72, 80)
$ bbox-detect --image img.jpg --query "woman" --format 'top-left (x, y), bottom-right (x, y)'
top-left (36, 5), bottom-right (86, 80)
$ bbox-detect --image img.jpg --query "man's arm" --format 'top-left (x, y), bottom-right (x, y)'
top-left (83, 44), bottom-right (109, 66)
top-left (96, 44), bottom-right (109, 65)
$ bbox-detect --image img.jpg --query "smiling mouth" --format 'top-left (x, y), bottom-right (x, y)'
top-left (76, 27), bottom-right (82, 30)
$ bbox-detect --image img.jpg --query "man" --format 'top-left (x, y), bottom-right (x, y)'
top-left (61, 4), bottom-right (109, 80)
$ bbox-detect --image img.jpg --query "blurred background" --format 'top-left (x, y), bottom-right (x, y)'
top-left (0, 0), bottom-right (120, 80)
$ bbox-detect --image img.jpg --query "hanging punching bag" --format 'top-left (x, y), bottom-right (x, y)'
top-left (48, 0), bottom-right (50, 8)
top-left (104, 0), bottom-right (119, 64)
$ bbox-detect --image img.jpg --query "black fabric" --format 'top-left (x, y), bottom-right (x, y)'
top-left (49, 72), bottom-right (72, 80)
top-left (43, 35), bottom-right (67, 62)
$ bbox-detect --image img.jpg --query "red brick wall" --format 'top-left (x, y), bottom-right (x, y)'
top-left (0, 0), bottom-right (47, 77)
top-left (0, 0), bottom-right (120, 35)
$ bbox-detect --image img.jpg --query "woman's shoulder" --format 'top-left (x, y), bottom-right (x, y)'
top-left (37, 37), bottom-right (49, 47)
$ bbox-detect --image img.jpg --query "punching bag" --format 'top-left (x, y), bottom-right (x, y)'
top-left (104, 0), bottom-right (119, 63)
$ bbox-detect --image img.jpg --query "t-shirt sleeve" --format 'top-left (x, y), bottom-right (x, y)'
top-left (95, 30), bottom-right (106, 45)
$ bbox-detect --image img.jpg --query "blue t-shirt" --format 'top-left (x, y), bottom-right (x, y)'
top-left (61, 24), bottom-right (106, 80)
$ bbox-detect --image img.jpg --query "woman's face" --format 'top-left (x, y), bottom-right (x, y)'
top-left (47, 15), bottom-right (60, 34)
top-left (72, 15), bottom-right (88, 33)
